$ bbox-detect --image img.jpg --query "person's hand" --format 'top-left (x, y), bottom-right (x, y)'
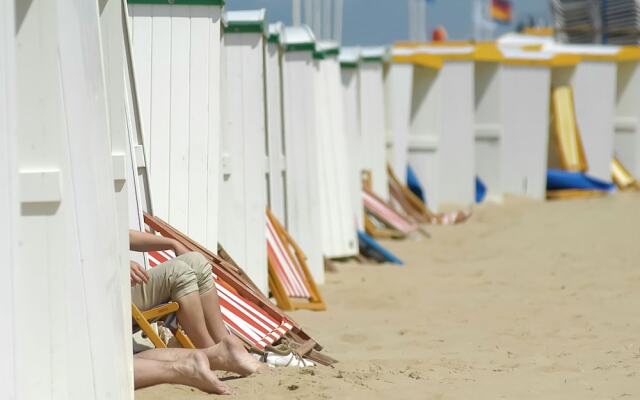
top-left (172, 240), bottom-right (190, 256)
top-left (130, 260), bottom-right (149, 287)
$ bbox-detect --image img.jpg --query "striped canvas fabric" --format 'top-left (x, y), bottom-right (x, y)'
top-left (266, 217), bottom-right (311, 299)
top-left (146, 247), bottom-right (293, 350)
top-left (490, 0), bottom-right (512, 24)
top-left (362, 189), bottom-right (419, 234)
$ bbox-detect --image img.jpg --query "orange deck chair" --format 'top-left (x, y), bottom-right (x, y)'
top-left (266, 210), bottom-right (326, 312)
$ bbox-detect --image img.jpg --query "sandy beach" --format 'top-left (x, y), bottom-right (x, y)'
top-left (136, 193), bottom-right (640, 399)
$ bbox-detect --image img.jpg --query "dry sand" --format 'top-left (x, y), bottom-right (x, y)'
top-left (136, 193), bottom-right (640, 399)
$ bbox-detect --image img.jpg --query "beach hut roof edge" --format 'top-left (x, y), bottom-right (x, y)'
top-left (314, 40), bottom-right (340, 59)
top-left (360, 46), bottom-right (387, 63)
top-left (280, 25), bottom-right (316, 52)
top-left (475, 42), bottom-right (581, 67)
top-left (222, 9), bottom-right (267, 35)
top-left (338, 47), bottom-right (361, 68)
top-left (267, 22), bottom-right (284, 43)
top-left (128, 0), bottom-right (225, 4)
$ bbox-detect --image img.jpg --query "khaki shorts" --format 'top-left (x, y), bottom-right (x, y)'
top-left (131, 252), bottom-right (215, 311)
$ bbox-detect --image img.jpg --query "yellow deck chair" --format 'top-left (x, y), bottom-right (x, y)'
top-left (611, 157), bottom-right (640, 191)
top-left (132, 303), bottom-right (195, 349)
top-left (548, 86), bottom-right (605, 200)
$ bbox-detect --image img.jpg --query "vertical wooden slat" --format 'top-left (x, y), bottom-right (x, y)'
top-left (169, 5), bottom-right (191, 231)
top-left (150, 4), bottom-right (172, 220)
top-left (187, 6), bottom-right (210, 243)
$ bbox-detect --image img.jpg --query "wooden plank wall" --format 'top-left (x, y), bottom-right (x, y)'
top-left (219, 31), bottom-right (269, 293)
top-left (0, 0), bottom-right (17, 396)
top-left (315, 57), bottom-right (358, 258)
top-left (359, 62), bottom-right (390, 201)
top-left (265, 41), bottom-right (287, 225)
top-left (128, 4), bottom-right (223, 252)
top-left (341, 66), bottom-right (365, 231)
top-left (13, 0), bottom-right (133, 397)
top-left (281, 51), bottom-right (325, 284)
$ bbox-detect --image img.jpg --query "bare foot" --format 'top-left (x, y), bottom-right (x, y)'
top-left (204, 336), bottom-right (263, 376)
top-left (174, 351), bottom-right (232, 395)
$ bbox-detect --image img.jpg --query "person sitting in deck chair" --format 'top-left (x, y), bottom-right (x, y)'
top-left (129, 230), bottom-right (261, 377)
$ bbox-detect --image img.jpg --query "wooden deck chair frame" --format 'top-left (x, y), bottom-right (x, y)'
top-left (549, 85), bottom-right (608, 200)
top-left (387, 164), bottom-right (471, 226)
top-left (143, 213), bottom-right (337, 366)
top-left (546, 189), bottom-right (607, 200)
top-left (131, 303), bottom-right (195, 349)
top-left (266, 209), bottom-right (326, 312)
top-left (387, 164), bottom-right (433, 224)
top-left (362, 172), bottom-right (407, 239)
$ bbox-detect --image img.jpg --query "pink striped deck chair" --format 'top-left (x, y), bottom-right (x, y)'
top-left (266, 210), bottom-right (326, 311)
top-left (143, 213), bottom-right (336, 366)
top-left (362, 187), bottom-right (419, 238)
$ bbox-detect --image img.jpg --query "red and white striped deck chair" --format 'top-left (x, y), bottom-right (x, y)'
top-left (266, 210), bottom-right (326, 312)
top-left (142, 213), bottom-right (337, 366)
top-left (362, 187), bottom-right (419, 239)
top-left (146, 242), bottom-right (294, 350)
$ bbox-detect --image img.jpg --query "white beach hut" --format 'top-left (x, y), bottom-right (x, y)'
top-left (10, 0), bottom-right (133, 397)
top-left (314, 41), bottom-right (359, 258)
top-left (404, 44), bottom-right (476, 211)
top-left (614, 47), bottom-right (640, 177)
top-left (339, 47), bottom-right (365, 230)
top-left (128, 0), bottom-right (224, 251)
top-left (359, 47), bottom-right (390, 200)
top-left (473, 44), bottom-right (578, 200)
top-left (280, 26), bottom-right (325, 283)
top-left (265, 23), bottom-right (287, 224)
top-left (545, 43), bottom-right (620, 181)
top-left (384, 47), bottom-right (415, 185)
top-left (219, 9), bottom-right (269, 292)
top-left (0, 1), bottom-right (17, 396)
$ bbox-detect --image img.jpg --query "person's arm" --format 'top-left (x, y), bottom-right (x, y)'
top-left (129, 230), bottom-right (190, 255)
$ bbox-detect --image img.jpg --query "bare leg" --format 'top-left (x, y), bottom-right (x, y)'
top-left (133, 351), bottom-right (231, 394)
top-left (199, 288), bottom-right (230, 343)
top-left (176, 292), bottom-right (216, 348)
top-left (135, 336), bottom-right (262, 377)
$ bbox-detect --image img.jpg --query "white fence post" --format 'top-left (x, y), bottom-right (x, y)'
top-left (359, 47), bottom-right (389, 200)
top-left (219, 9), bottom-right (269, 293)
top-left (280, 26), bottom-right (325, 283)
top-left (0, 0), bottom-right (17, 396)
top-left (314, 42), bottom-right (358, 258)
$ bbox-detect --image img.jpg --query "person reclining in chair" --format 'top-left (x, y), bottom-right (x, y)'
top-left (129, 230), bottom-right (261, 390)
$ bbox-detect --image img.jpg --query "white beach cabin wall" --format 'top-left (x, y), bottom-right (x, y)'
top-left (280, 26), bottom-right (325, 283)
top-left (384, 48), bottom-right (415, 184)
top-left (0, 0), bottom-right (17, 396)
top-left (339, 48), bottom-right (365, 231)
top-left (615, 51), bottom-right (640, 177)
top-left (219, 10), bottom-right (268, 293)
top-left (99, 0), bottom-right (137, 391)
top-left (314, 42), bottom-right (358, 258)
top-left (13, 0), bottom-right (133, 397)
top-left (408, 46), bottom-right (475, 211)
top-left (128, 0), bottom-right (223, 252)
top-left (474, 47), bottom-right (554, 201)
top-left (547, 44), bottom-right (619, 181)
top-left (265, 23), bottom-right (287, 224)
top-left (359, 47), bottom-right (389, 200)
